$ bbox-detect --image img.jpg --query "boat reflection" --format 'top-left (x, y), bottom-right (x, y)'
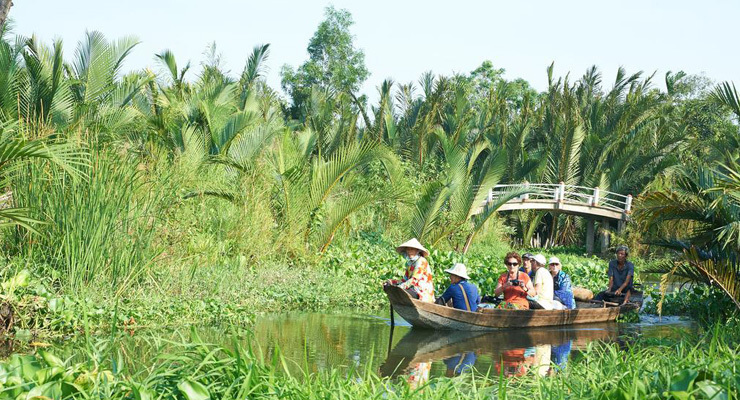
top-left (380, 324), bottom-right (618, 381)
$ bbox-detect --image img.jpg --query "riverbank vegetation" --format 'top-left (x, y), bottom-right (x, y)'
top-left (0, 322), bottom-right (737, 399)
top-left (0, 5), bottom-right (737, 334)
top-left (0, 4), bottom-right (738, 397)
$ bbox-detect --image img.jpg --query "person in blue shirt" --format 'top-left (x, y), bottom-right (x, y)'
top-left (547, 256), bottom-right (576, 309)
top-left (436, 263), bottom-right (480, 312)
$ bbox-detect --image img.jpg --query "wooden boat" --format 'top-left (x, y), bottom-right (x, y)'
top-left (384, 285), bottom-right (642, 331)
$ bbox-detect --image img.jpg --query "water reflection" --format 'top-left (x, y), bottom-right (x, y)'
top-left (443, 352), bottom-right (476, 376)
top-left (380, 324), bottom-right (619, 380)
top-left (247, 312), bottom-right (693, 380)
top-left (3, 312), bottom-right (691, 383)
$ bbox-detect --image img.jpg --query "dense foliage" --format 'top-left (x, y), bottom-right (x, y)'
top-left (0, 4), bottom-right (737, 334)
top-left (0, 4), bottom-right (740, 400)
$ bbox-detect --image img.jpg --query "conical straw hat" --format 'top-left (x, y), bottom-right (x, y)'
top-left (396, 238), bottom-right (429, 258)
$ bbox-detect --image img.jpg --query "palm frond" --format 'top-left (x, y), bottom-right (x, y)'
top-left (211, 124), bottom-right (281, 172)
top-left (710, 81), bottom-right (740, 120)
top-left (684, 247), bottom-right (740, 310)
top-left (316, 186), bottom-right (409, 252)
top-left (309, 141), bottom-right (386, 209)
top-left (409, 181), bottom-right (450, 242)
top-left (0, 139), bottom-right (87, 179)
top-left (0, 207), bottom-right (43, 234)
top-left (181, 189), bottom-right (239, 203)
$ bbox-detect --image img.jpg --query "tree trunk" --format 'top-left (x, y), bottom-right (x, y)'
top-left (0, 1), bottom-right (12, 32)
top-left (548, 213), bottom-right (559, 248)
top-left (599, 218), bottom-right (610, 255)
top-left (586, 219), bottom-right (595, 255)
top-left (462, 232), bottom-right (474, 254)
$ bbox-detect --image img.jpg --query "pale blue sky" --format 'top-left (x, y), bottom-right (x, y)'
top-left (11, 1), bottom-right (739, 102)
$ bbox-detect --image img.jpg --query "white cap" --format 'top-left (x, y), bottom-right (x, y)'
top-left (533, 254), bottom-right (547, 265)
top-left (548, 256), bottom-right (561, 265)
top-left (444, 263), bottom-right (471, 280)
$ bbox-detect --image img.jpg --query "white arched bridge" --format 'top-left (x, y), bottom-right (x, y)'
top-left (476, 183), bottom-right (633, 254)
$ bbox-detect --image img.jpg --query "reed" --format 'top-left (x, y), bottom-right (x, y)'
top-left (9, 150), bottom-right (166, 292)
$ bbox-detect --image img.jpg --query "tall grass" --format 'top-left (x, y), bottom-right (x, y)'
top-left (9, 150), bottom-right (166, 292)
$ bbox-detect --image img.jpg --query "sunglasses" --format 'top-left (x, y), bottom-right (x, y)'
top-left (549, 263), bottom-right (560, 266)
top-left (505, 262), bottom-right (519, 266)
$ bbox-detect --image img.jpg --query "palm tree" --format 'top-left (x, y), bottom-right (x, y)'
top-left (67, 31), bottom-right (141, 134)
top-left (408, 131), bottom-right (530, 251)
top-left (271, 132), bottom-right (405, 252)
top-left (638, 163), bottom-right (740, 311)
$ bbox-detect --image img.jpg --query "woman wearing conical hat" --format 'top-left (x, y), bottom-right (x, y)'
top-left (384, 238), bottom-right (435, 303)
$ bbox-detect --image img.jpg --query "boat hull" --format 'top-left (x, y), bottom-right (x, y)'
top-left (385, 285), bottom-right (634, 331)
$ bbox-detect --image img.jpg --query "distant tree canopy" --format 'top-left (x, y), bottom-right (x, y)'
top-left (281, 6), bottom-right (369, 120)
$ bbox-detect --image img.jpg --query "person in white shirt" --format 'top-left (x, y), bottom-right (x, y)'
top-left (530, 254), bottom-right (554, 310)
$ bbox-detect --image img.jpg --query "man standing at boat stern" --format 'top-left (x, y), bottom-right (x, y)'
top-left (436, 263), bottom-right (480, 312)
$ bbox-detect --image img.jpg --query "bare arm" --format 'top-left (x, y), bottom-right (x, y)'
top-left (615, 275), bottom-right (632, 295)
top-left (494, 280), bottom-right (506, 296)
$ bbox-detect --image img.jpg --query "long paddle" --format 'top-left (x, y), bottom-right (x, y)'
top-left (587, 299), bottom-right (621, 307)
top-left (387, 304), bottom-right (395, 358)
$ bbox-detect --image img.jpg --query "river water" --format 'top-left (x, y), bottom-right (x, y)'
top-left (250, 312), bottom-right (694, 380)
top-left (18, 312), bottom-right (692, 382)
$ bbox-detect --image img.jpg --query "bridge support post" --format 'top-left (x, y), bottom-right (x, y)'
top-left (600, 218), bottom-right (610, 254)
top-left (586, 219), bottom-right (595, 255)
top-left (618, 220), bottom-right (626, 234)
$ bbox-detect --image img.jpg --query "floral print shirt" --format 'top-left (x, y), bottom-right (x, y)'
top-left (391, 256), bottom-right (435, 302)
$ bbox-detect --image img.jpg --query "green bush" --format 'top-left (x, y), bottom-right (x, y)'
top-left (643, 284), bottom-right (739, 326)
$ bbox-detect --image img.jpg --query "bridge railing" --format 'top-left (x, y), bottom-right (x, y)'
top-left (485, 183), bottom-right (632, 213)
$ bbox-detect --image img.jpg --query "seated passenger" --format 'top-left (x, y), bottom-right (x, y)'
top-left (548, 256), bottom-right (576, 309)
top-left (384, 238), bottom-right (435, 302)
top-left (520, 253), bottom-right (535, 279)
top-left (594, 245), bottom-right (634, 305)
top-left (493, 252), bottom-right (535, 309)
top-left (529, 254), bottom-right (554, 310)
top-left (437, 263), bottom-right (480, 312)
